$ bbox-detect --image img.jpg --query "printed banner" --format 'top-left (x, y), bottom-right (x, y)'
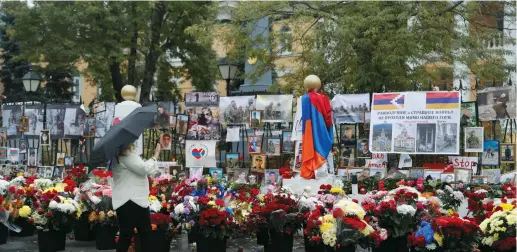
top-left (46, 104), bottom-right (66, 138)
top-left (64, 105), bottom-right (86, 137)
top-left (331, 93), bottom-right (370, 124)
top-left (24, 104), bottom-right (44, 137)
top-left (185, 140), bottom-right (217, 168)
top-left (220, 96), bottom-right (256, 126)
top-left (185, 92), bottom-right (220, 107)
top-left (369, 91), bottom-right (461, 155)
top-left (256, 95), bottom-right (293, 122)
top-left (95, 102), bottom-right (116, 137)
top-left (2, 105), bottom-right (23, 137)
top-left (448, 156), bottom-right (478, 174)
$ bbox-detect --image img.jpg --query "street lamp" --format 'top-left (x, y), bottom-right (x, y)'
top-left (22, 71), bottom-right (41, 92)
top-left (218, 59), bottom-right (238, 96)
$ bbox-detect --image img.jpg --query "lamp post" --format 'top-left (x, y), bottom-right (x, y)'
top-left (218, 59), bottom-right (238, 96)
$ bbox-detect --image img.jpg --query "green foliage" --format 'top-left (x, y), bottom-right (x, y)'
top-left (220, 1), bottom-right (516, 95)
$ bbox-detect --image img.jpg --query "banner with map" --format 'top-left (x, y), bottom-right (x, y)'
top-left (369, 91), bottom-right (461, 155)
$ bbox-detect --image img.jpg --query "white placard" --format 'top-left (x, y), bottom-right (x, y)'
top-left (447, 156), bottom-right (478, 170)
top-left (292, 97), bottom-right (302, 141)
top-left (185, 140), bottom-right (217, 168)
top-left (369, 91), bottom-right (461, 155)
top-left (398, 154), bottom-right (413, 168)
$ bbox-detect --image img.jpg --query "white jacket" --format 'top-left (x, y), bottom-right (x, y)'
top-left (112, 152), bottom-right (157, 210)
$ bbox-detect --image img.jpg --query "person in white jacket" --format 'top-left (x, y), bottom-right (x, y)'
top-left (112, 142), bottom-right (160, 252)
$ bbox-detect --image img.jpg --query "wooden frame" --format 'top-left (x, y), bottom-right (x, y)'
top-left (281, 130), bottom-right (294, 154)
top-left (248, 136), bottom-right (262, 154)
top-left (249, 110), bottom-right (263, 129)
top-left (500, 143), bottom-right (516, 164)
top-left (265, 137), bottom-right (281, 156)
top-left (454, 168), bottom-right (472, 183)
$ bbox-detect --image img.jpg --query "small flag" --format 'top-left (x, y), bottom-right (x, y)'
top-left (426, 92), bottom-right (459, 109)
top-left (373, 93), bottom-right (404, 110)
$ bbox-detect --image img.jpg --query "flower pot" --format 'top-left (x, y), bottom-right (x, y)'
top-left (134, 230), bottom-right (171, 252)
top-left (10, 218), bottom-right (35, 237)
top-left (268, 229), bottom-right (294, 252)
top-left (38, 230), bottom-right (57, 252)
top-left (196, 235), bottom-right (227, 252)
top-left (95, 226), bottom-right (118, 250)
top-left (74, 211), bottom-right (95, 241)
top-left (256, 228), bottom-right (269, 246)
top-left (0, 224), bottom-right (8, 245)
top-left (187, 229), bottom-right (197, 244)
top-left (336, 244), bottom-right (356, 252)
top-left (53, 230), bottom-right (66, 251)
top-left (372, 236), bottom-right (409, 252)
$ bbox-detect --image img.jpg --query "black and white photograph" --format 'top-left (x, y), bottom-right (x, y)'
top-left (233, 168), bottom-right (249, 184)
top-left (185, 106), bottom-right (220, 140)
top-left (477, 86), bottom-right (516, 121)
top-left (460, 102), bottom-right (477, 127)
top-left (371, 124), bottom-right (392, 152)
top-left (416, 123), bottom-right (436, 153)
top-left (36, 166), bottom-right (45, 177)
top-left (46, 105), bottom-right (66, 138)
top-left (464, 127), bottom-right (483, 152)
top-left (220, 96), bottom-right (256, 125)
top-left (24, 104), bottom-right (45, 137)
top-left (176, 114), bottom-right (189, 135)
top-left (64, 106), bottom-right (87, 137)
top-left (393, 124), bottom-right (416, 152)
top-left (340, 124), bottom-right (357, 147)
top-left (331, 93), bottom-right (370, 124)
top-left (19, 139), bottom-right (27, 154)
top-left (340, 147), bottom-right (355, 167)
top-left (2, 105), bottom-right (22, 136)
top-left (83, 118), bottom-right (96, 138)
top-left (500, 143), bottom-right (515, 164)
top-left (226, 153), bottom-right (239, 172)
top-left (282, 131), bottom-right (294, 153)
top-left (44, 166), bottom-right (54, 179)
top-left (256, 95), bottom-right (293, 122)
top-left (53, 166), bottom-right (63, 179)
top-left (435, 123), bottom-right (458, 153)
top-left (169, 165), bottom-right (182, 179)
top-left (482, 140), bottom-right (500, 166)
top-left (40, 130), bottom-right (50, 146)
top-left (185, 92), bottom-right (219, 107)
top-left (28, 149), bottom-right (38, 167)
top-left (95, 102), bottom-right (115, 138)
top-left (455, 168), bottom-right (472, 183)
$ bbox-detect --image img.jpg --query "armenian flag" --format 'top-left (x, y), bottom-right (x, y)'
top-left (425, 92), bottom-right (459, 109)
top-left (301, 91), bottom-right (334, 179)
top-left (373, 93), bottom-right (405, 110)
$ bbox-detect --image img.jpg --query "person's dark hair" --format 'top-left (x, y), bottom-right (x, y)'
top-left (163, 133), bottom-right (171, 139)
top-left (269, 172), bottom-right (276, 176)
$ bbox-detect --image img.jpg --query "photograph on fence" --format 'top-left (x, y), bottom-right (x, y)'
top-left (331, 93), bottom-right (370, 124)
top-left (255, 95), bottom-right (293, 122)
top-left (64, 106), bottom-right (87, 137)
top-left (2, 105), bottom-right (22, 137)
top-left (220, 96), bottom-right (256, 126)
top-left (477, 86), bottom-right (516, 121)
top-left (46, 104), bottom-right (66, 138)
top-left (24, 104), bottom-right (44, 137)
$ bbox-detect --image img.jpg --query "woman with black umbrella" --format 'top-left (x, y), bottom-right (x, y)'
top-left (112, 142), bottom-right (161, 252)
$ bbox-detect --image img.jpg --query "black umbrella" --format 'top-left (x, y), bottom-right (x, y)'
top-left (90, 105), bottom-right (157, 167)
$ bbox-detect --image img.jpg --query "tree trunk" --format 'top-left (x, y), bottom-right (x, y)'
top-left (109, 58), bottom-right (124, 102)
top-left (127, 2), bottom-right (138, 87)
top-left (140, 1), bottom-right (168, 103)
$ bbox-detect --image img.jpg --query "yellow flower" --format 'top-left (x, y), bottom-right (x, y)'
top-left (148, 195), bottom-right (158, 201)
top-left (499, 203), bottom-right (514, 211)
top-left (17, 172), bottom-right (24, 177)
top-left (107, 211), bottom-right (115, 217)
top-left (98, 211), bottom-right (106, 221)
top-left (207, 201), bottom-right (216, 207)
top-left (88, 212), bottom-right (98, 223)
top-left (506, 212), bottom-right (517, 225)
top-left (330, 187), bottom-right (344, 195)
top-left (43, 186), bottom-right (64, 194)
top-left (319, 222), bottom-right (335, 233)
top-left (479, 219), bottom-right (489, 232)
top-left (447, 209), bottom-right (455, 216)
top-left (434, 233), bottom-right (443, 246)
top-left (18, 206), bottom-right (31, 218)
top-left (360, 223), bottom-right (374, 236)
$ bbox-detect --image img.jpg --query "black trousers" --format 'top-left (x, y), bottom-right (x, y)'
top-left (116, 200), bottom-right (152, 252)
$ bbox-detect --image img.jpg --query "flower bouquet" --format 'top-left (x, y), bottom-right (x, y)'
top-left (436, 185), bottom-right (464, 212)
top-left (2, 175), bottom-right (38, 237)
top-left (193, 199), bottom-right (234, 252)
top-left (134, 213), bottom-right (179, 252)
top-left (479, 206), bottom-right (516, 252)
top-left (226, 184), bottom-right (260, 229)
top-left (89, 210), bottom-right (118, 250)
top-left (303, 206), bottom-right (328, 252)
top-left (431, 216), bottom-right (479, 251)
top-left (332, 199), bottom-right (374, 251)
top-left (75, 176), bottom-right (112, 241)
top-left (0, 179), bottom-right (10, 244)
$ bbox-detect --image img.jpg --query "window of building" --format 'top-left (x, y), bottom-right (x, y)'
top-left (278, 26), bottom-right (293, 56)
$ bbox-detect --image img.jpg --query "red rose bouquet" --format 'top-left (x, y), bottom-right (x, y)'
top-left (150, 213), bottom-right (179, 240)
top-left (249, 193), bottom-right (303, 236)
top-left (65, 164), bottom-right (88, 185)
top-left (432, 216), bottom-right (479, 251)
top-left (303, 206), bottom-right (325, 245)
top-left (196, 207), bottom-right (234, 239)
top-left (371, 199), bottom-right (418, 238)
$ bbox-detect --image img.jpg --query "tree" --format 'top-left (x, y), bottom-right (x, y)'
top-left (220, 1), bottom-right (516, 96)
top-left (3, 1), bottom-right (218, 103)
top-left (39, 66), bottom-right (74, 103)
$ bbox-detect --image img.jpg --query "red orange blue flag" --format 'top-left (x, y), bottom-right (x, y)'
top-left (301, 91), bottom-right (333, 179)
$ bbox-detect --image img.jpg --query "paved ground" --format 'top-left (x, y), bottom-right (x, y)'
top-left (0, 233), bottom-right (308, 252)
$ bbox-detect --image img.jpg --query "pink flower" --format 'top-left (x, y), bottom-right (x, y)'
top-left (102, 188), bottom-right (112, 197)
top-left (416, 201), bottom-right (424, 211)
top-left (379, 228), bottom-right (388, 240)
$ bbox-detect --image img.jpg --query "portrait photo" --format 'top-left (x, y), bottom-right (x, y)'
top-left (2, 105), bottom-right (22, 136)
top-left (169, 115), bottom-right (177, 129)
top-left (340, 147), bottom-right (355, 167)
top-left (460, 102), bottom-right (477, 127)
top-left (481, 169), bottom-right (501, 184)
top-left (185, 106), bottom-right (220, 140)
top-left (65, 107), bottom-right (87, 137)
top-left (19, 139), bottom-right (27, 154)
top-left (424, 169), bottom-right (442, 180)
top-left (28, 149), bottom-right (38, 167)
top-left (251, 155), bottom-right (266, 171)
top-left (356, 139), bottom-right (371, 158)
top-left (393, 124), bottom-right (416, 153)
top-left (220, 96), bottom-right (256, 125)
top-left (40, 130), bottom-right (50, 146)
top-left (19, 116), bottom-right (29, 132)
top-left (248, 136), bottom-right (262, 154)
top-left (454, 168), bottom-right (472, 183)
top-left (482, 140), bottom-right (500, 166)
top-left (64, 156), bottom-right (74, 168)
top-left (256, 95), bottom-right (293, 122)
top-left (371, 124), bottom-right (392, 152)
top-left (209, 168), bottom-right (223, 180)
top-left (154, 103), bottom-right (172, 129)
top-left (56, 153), bottom-right (66, 167)
top-left (500, 143), bottom-right (515, 163)
top-left (464, 127), bottom-right (484, 152)
top-left (44, 166), bottom-right (54, 179)
top-left (189, 166), bottom-right (203, 179)
top-left (160, 133), bottom-right (172, 150)
top-left (24, 105), bottom-right (44, 137)
top-left (249, 110), bottom-right (262, 129)
top-left (225, 153), bottom-right (239, 172)
top-left (233, 168), bottom-right (249, 184)
top-left (369, 167), bottom-right (385, 178)
top-left (53, 166), bottom-right (63, 179)
top-left (169, 165), bottom-right (182, 179)
top-left (0, 128), bottom-right (7, 146)
top-left (477, 86), bottom-right (516, 121)
top-left (440, 173), bottom-right (455, 183)
top-left (282, 131), bottom-right (294, 153)
top-left (94, 102), bottom-right (115, 138)
top-left (340, 124), bottom-right (356, 146)
top-left (265, 169), bottom-right (280, 185)
top-left (82, 118), bottom-right (96, 138)
top-left (45, 106), bottom-right (66, 138)
top-left (176, 114), bottom-right (189, 135)
top-left (265, 138), bottom-right (281, 156)
top-left (416, 123), bottom-right (436, 153)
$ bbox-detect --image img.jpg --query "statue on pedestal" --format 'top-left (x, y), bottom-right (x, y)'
top-left (300, 75), bottom-right (334, 179)
top-left (113, 85), bottom-right (143, 155)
